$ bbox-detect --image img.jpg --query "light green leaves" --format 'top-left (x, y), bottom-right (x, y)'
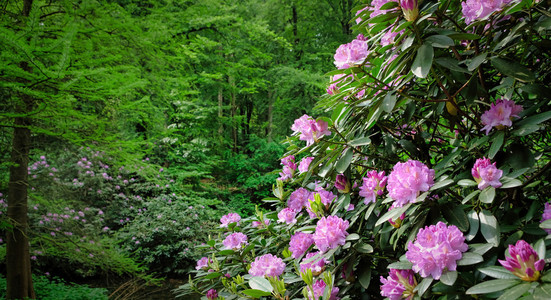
top-left (479, 210), bottom-right (500, 247)
top-left (466, 279), bottom-right (520, 295)
top-left (411, 44), bottom-right (434, 78)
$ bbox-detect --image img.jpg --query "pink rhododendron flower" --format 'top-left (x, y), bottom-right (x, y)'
top-left (196, 257), bottom-right (210, 270)
top-left (334, 37), bottom-right (369, 69)
top-left (335, 174), bottom-right (350, 193)
top-left (472, 157), bottom-right (503, 190)
top-left (220, 213), bottom-right (241, 228)
top-left (480, 98), bottom-right (523, 135)
top-left (381, 26), bottom-right (404, 46)
top-left (298, 156), bottom-right (314, 174)
top-left (380, 269), bottom-right (417, 300)
top-left (313, 216), bottom-right (350, 252)
top-left (222, 232), bottom-right (248, 250)
top-left (278, 208), bottom-right (298, 224)
top-left (387, 160), bottom-right (435, 207)
top-left (206, 289), bottom-right (218, 300)
top-left (252, 219), bottom-right (270, 228)
top-left (291, 115), bottom-right (331, 146)
top-left (400, 0), bottom-right (419, 21)
top-left (499, 240), bottom-right (545, 281)
top-left (406, 222), bottom-right (468, 279)
top-left (278, 155), bottom-right (297, 181)
top-left (289, 232), bottom-right (314, 259)
top-left (307, 279), bottom-right (339, 300)
top-left (461, 0), bottom-right (515, 24)
top-left (359, 170), bottom-right (387, 204)
top-left (541, 202), bottom-right (551, 234)
top-left (288, 187), bottom-right (311, 211)
top-left (248, 254), bottom-right (286, 277)
top-left (300, 252), bottom-right (329, 276)
top-left (327, 74), bottom-right (346, 95)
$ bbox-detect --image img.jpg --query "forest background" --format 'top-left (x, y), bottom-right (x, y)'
top-left (0, 0), bottom-right (360, 298)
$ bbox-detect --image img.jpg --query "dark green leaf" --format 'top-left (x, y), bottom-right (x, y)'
top-left (466, 279), bottom-right (520, 294)
top-left (204, 272), bottom-right (222, 279)
top-left (489, 131), bottom-right (504, 159)
top-left (411, 44), bottom-right (434, 78)
top-left (497, 283), bottom-right (531, 300)
top-left (415, 277), bottom-right (433, 297)
top-left (335, 147), bottom-right (353, 173)
top-left (358, 267), bottom-right (372, 289)
top-left (516, 111), bottom-right (551, 127)
top-left (435, 57), bottom-right (469, 73)
top-left (242, 289), bottom-right (272, 298)
top-left (382, 92), bottom-right (397, 112)
top-left (447, 33), bottom-right (481, 40)
top-left (442, 203), bottom-right (469, 232)
top-left (349, 137), bottom-right (371, 147)
top-left (470, 243), bottom-right (494, 255)
top-left (355, 242), bottom-right (374, 254)
top-left (426, 35), bottom-right (455, 48)
top-left (376, 204), bottom-right (411, 227)
top-left (479, 210), bottom-right (500, 247)
top-left (430, 178), bottom-right (454, 191)
top-left (387, 261), bottom-right (413, 269)
top-left (466, 210), bottom-right (479, 241)
top-left (492, 57), bottom-right (536, 82)
top-left (468, 53), bottom-right (488, 71)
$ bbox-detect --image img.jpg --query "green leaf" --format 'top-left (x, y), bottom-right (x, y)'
top-left (435, 57), bottom-right (469, 73)
top-left (470, 243), bottom-right (494, 255)
top-left (376, 203), bottom-right (411, 227)
top-left (411, 44), bottom-right (434, 78)
top-left (358, 267), bottom-right (372, 289)
top-left (442, 203), bottom-right (469, 232)
top-left (479, 187), bottom-right (495, 204)
top-left (387, 261), bottom-right (413, 269)
top-left (380, 1), bottom-right (399, 9)
top-left (516, 111), bottom-right (551, 127)
top-left (218, 249), bottom-right (235, 256)
top-left (497, 283), bottom-right (531, 300)
top-left (349, 137), bottom-right (371, 147)
top-left (204, 272), bottom-right (222, 279)
top-left (463, 190), bottom-right (480, 204)
top-left (458, 179), bottom-right (477, 187)
top-left (440, 271), bottom-right (457, 286)
top-left (457, 252), bottom-right (484, 266)
top-left (415, 277), bottom-right (433, 297)
top-left (447, 33), bottom-right (481, 40)
top-left (489, 131), bottom-right (504, 159)
top-left (540, 219), bottom-right (551, 229)
top-left (464, 211), bottom-right (479, 243)
top-left (335, 147), bottom-right (353, 173)
top-left (331, 102), bottom-right (347, 123)
top-left (480, 210), bottom-right (500, 247)
top-left (425, 35), bottom-right (455, 48)
top-left (430, 179), bottom-right (454, 191)
top-left (479, 266), bottom-right (519, 280)
top-left (249, 276), bottom-right (273, 293)
top-left (534, 284), bottom-right (551, 300)
top-left (468, 53), bottom-right (488, 71)
top-left (382, 92), bottom-right (397, 112)
top-left (513, 124), bottom-right (541, 136)
top-left (242, 289), bottom-right (272, 298)
top-left (346, 233), bottom-right (360, 241)
top-left (466, 279), bottom-right (520, 294)
top-left (534, 239), bottom-right (546, 260)
top-left (492, 57), bottom-right (536, 82)
top-left (500, 177), bottom-right (522, 189)
top-left (355, 242), bottom-right (374, 254)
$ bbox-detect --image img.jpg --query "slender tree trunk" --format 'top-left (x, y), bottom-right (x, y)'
top-left (267, 92), bottom-right (273, 143)
top-left (7, 75), bottom-right (36, 300)
top-left (6, 2), bottom-right (36, 297)
top-left (229, 75), bottom-right (237, 152)
top-left (218, 85), bottom-right (223, 135)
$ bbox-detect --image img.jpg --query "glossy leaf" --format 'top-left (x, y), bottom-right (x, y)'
top-left (466, 279), bottom-right (520, 294)
top-left (411, 44), bottom-right (434, 78)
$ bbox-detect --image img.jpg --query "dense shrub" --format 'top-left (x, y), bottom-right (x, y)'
top-left (179, 1), bottom-right (551, 299)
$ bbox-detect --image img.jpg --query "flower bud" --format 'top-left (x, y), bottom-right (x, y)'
top-left (499, 240), bottom-right (545, 282)
top-left (400, 0), bottom-right (419, 22)
top-left (335, 174), bottom-right (350, 193)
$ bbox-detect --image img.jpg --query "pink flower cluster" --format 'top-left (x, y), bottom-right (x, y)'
top-left (248, 254), bottom-right (286, 277)
top-left (387, 160), bottom-right (435, 207)
top-left (306, 188), bottom-right (336, 218)
top-left (278, 155), bottom-right (297, 181)
top-left (288, 187), bottom-right (311, 211)
top-left (356, 0), bottom-right (399, 24)
top-left (298, 156), bottom-right (314, 174)
top-left (196, 257), bottom-right (210, 270)
top-left (461, 0), bottom-right (514, 24)
top-left (381, 26), bottom-right (404, 46)
top-left (307, 279), bottom-right (339, 300)
top-left (223, 232), bottom-right (248, 250)
top-left (220, 213), bottom-right (241, 228)
top-left (541, 202), bottom-right (551, 234)
top-left (480, 98), bottom-right (523, 135)
top-left (300, 252), bottom-right (329, 275)
top-left (278, 207), bottom-right (298, 224)
top-left (499, 240), bottom-right (545, 281)
top-left (380, 269), bottom-right (417, 300)
top-left (359, 170), bottom-right (387, 204)
top-left (406, 222), bottom-right (468, 280)
top-left (472, 157), bottom-right (503, 190)
top-left (313, 216), bottom-right (350, 252)
top-left (291, 115), bottom-right (331, 146)
top-left (289, 232), bottom-right (314, 259)
top-left (334, 36), bottom-right (369, 69)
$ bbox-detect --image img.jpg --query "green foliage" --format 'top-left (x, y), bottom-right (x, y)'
top-left (0, 274), bottom-right (108, 300)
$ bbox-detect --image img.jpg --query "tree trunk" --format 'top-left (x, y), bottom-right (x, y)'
top-left (6, 1), bottom-right (36, 297)
top-left (218, 84), bottom-right (223, 135)
top-left (7, 83), bottom-right (36, 300)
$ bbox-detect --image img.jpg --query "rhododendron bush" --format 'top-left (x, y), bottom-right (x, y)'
top-left (178, 0), bottom-right (551, 299)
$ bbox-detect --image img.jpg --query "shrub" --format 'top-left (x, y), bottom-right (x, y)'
top-left (178, 1), bottom-right (551, 299)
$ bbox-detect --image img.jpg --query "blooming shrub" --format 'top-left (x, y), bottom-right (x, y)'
top-left (178, 1), bottom-right (551, 299)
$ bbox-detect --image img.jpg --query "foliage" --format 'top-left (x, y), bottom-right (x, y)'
top-left (0, 274), bottom-right (109, 300)
top-left (179, 0), bottom-right (551, 299)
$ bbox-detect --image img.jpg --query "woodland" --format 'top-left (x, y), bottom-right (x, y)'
top-left (2, 0), bottom-right (551, 300)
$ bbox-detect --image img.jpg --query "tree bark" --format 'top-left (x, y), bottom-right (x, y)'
top-left (7, 77), bottom-right (36, 300)
top-left (6, 1), bottom-right (36, 298)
